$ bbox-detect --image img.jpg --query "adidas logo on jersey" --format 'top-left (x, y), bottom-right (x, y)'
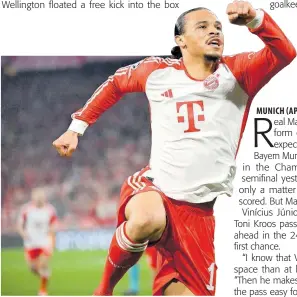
top-left (161, 89), bottom-right (173, 98)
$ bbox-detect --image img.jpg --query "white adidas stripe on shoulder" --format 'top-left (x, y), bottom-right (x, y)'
top-left (143, 56), bottom-right (163, 64)
top-left (164, 58), bottom-right (182, 66)
top-left (143, 56), bottom-right (181, 67)
top-left (73, 71), bottom-right (127, 117)
top-left (72, 56), bottom-right (180, 119)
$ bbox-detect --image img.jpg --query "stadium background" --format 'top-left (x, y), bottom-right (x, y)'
top-left (1, 56), bottom-right (157, 295)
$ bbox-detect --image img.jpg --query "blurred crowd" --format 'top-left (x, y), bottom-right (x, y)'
top-left (1, 57), bottom-right (151, 233)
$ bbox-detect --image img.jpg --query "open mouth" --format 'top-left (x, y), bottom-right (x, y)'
top-left (207, 38), bottom-right (222, 48)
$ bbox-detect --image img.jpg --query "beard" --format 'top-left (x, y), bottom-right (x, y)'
top-left (204, 52), bottom-right (221, 63)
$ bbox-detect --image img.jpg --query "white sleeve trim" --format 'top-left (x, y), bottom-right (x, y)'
top-left (68, 119), bottom-right (89, 136)
top-left (246, 9), bottom-right (264, 29)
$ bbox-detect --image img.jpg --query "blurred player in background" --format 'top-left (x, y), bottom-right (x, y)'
top-left (53, 0), bottom-right (296, 295)
top-left (124, 247), bottom-right (158, 295)
top-left (17, 188), bottom-right (57, 296)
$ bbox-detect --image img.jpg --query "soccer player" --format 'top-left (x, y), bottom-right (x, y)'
top-left (52, 1), bottom-right (296, 295)
top-left (17, 188), bottom-right (57, 296)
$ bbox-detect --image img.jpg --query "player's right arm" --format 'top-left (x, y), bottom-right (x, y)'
top-left (16, 205), bottom-right (28, 241)
top-left (53, 57), bottom-right (162, 157)
top-left (48, 206), bottom-right (58, 236)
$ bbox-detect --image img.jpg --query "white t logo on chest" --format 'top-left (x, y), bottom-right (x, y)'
top-left (176, 100), bottom-right (205, 133)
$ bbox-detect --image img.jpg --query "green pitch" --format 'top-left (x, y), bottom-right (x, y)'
top-left (1, 248), bottom-right (153, 296)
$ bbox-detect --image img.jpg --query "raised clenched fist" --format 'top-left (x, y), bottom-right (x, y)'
top-left (52, 130), bottom-right (79, 157)
top-left (226, 1), bottom-right (257, 26)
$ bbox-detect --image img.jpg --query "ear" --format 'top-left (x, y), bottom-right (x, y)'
top-left (175, 35), bottom-right (186, 49)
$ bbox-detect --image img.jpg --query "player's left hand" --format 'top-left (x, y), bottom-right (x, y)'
top-left (226, 1), bottom-right (257, 26)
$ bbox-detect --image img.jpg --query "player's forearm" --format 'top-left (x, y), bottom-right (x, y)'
top-left (248, 9), bottom-right (296, 64)
top-left (69, 80), bottom-right (123, 135)
top-left (49, 223), bottom-right (56, 235)
top-left (16, 224), bottom-right (26, 238)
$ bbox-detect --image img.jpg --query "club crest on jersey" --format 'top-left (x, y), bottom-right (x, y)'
top-left (203, 74), bottom-right (219, 90)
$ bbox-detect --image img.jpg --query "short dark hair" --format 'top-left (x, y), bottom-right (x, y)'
top-left (171, 7), bottom-right (211, 59)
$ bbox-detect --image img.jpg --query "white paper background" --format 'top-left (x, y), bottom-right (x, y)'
top-left (1, 0), bottom-right (297, 296)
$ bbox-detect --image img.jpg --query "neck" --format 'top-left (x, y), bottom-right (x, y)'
top-left (182, 54), bottom-right (218, 80)
top-left (35, 203), bottom-right (44, 208)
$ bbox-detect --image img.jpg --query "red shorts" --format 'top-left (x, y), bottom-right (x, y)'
top-left (25, 247), bottom-right (52, 261)
top-left (117, 167), bottom-right (217, 296)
